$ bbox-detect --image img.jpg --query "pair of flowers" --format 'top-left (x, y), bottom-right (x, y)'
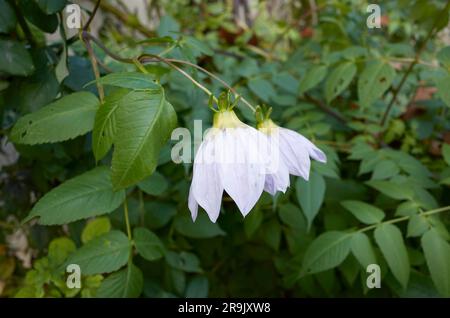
top-left (188, 94), bottom-right (326, 222)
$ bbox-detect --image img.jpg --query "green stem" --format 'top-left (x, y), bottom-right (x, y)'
top-left (123, 197), bottom-right (132, 241)
top-left (358, 205), bottom-right (450, 233)
top-left (81, 32), bottom-right (104, 102)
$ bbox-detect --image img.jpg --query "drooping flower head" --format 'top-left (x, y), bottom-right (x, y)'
top-left (256, 105), bottom-right (327, 194)
top-left (188, 93), bottom-right (274, 222)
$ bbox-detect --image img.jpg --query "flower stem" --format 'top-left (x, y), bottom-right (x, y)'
top-left (357, 205), bottom-right (450, 233)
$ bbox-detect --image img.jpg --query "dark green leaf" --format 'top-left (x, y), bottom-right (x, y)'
top-left (325, 62), bottom-right (356, 103)
top-left (11, 92), bottom-right (99, 145)
top-left (374, 223), bottom-right (410, 289)
top-left (133, 227), bottom-right (165, 261)
top-left (296, 172), bottom-right (326, 230)
top-left (0, 40), bottom-right (34, 76)
top-left (96, 263), bottom-right (143, 298)
top-left (174, 213), bottom-right (226, 239)
top-left (65, 231), bottom-right (130, 275)
top-left (24, 166), bottom-right (125, 225)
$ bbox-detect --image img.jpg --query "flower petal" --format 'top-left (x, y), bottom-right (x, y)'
top-left (218, 128), bottom-right (266, 217)
top-left (188, 185), bottom-right (198, 221)
top-left (191, 136), bottom-right (223, 222)
top-left (279, 128), bottom-right (311, 180)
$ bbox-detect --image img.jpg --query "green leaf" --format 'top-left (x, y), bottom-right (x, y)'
top-left (36, 0), bottom-right (67, 14)
top-left (137, 171), bottom-right (169, 196)
top-left (81, 217), bottom-right (111, 244)
top-left (24, 166), bottom-right (125, 225)
top-left (374, 223), bottom-right (410, 289)
top-left (11, 92), bottom-right (99, 145)
top-left (296, 172), bottom-right (326, 230)
top-left (91, 72), bottom-right (159, 90)
top-left (248, 78), bottom-right (276, 102)
top-left (350, 232), bottom-right (376, 268)
top-left (442, 144), bottom-right (450, 165)
top-left (324, 62), bottom-right (357, 103)
top-left (48, 237), bottom-right (76, 267)
top-left (65, 231), bottom-right (130, 275)
top-left (371, 160), bottom-right (400, 180)
top-left (366, 180), bottom-right (414, 200)
top-left (358, 60), bottom-right (395, 108)
top-left (92, 88), bottom-right (129, 161)
top-left (165, 251), bottom-right (202, 273)
top-left (437, 46), bottom-right (450, 69)
top-left (407, 214), bottom-right (428, 237)
top-left (133, 227), bottom-right (165, 261)
top-left (185, 276), bottom-right (209, 298)
top-left (144, 201), bottom-right (177, 230)
top-left (278, 203), bottom-right (307, 231)
top-left (174, 213), bottom-right (226, 239)
top-left (299, 65), bottom-right (327, 94)
top-left (0, 0), bottom-right (16, 33)
top-left (244, 208), bottom-right (263, 237)
top-left (112, 88), bottom-right (177, 189)
top-left (340, 200), bottom-right (385, 224)
top-left (18, 0), bottom-right (58, 33)
top-left (0, 40), bottom-right (34, 76)
top-left (435, 75), bottom-right (450, 107)
top-left (421, 229), bottom-right (450, 297)
top-left (96, 264), bottom-right (143, 298)
top-left (302, 231), bottom-right (352, 275)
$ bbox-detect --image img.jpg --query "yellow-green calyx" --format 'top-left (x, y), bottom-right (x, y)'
top-left (213, 109), bottom-right (245, 129)
top-left (257, 118), bottom-right (279, 134)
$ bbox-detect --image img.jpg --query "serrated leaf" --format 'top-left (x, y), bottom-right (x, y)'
top-left (174, 213), bottom-right (226, 239)
top-left (358, 60), bottom-right (395, 108)
top-left (374, 223), bottom-right (410, 289)
top-left (96, 263), bottom-right (143, 298)
top-left (92, 88), bottom-right (130, 161)
top-left (350, 232), bottom-right (376, 268)
top-left (421, 229), bottom-right (450, 297)
top-left (302, 231), bottom-right (352, 275)
top-left (11, 92), bottom-right (99, 145)
top-left (341, 200), bottom-right (385, 224)
top-left (65, 231), bottom-right (130, 275)
top-left (133, 227), bottom-right (165, 261)
top-left (81, 217), bottom-right (111, 244)
top-left (0, 40), bottom-right (34, 76)
top-left (325, 62), bottom-right (356, 103)
top-left (48, 237), bottom-right (76, 267)
top-left (299, 65), bottom-right (327, 94)
top-left (24, 166), bottom-right (125, 225)
top-left (112, 88), bottom-right (177, 189)
top-left (89, 72), bottom-right (159, 90)
top-left (296, 172), bottom-right (326, 230)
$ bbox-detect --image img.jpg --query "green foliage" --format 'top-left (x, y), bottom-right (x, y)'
top-left (24, 167), bottom-right (125, 225)
top-left (65, 231), bottom-right (131, 275)
top-left (1, 0), bottom-right (450, 299)
top-left (111, 88), bottom-right (177, 189)
top-left (11, 92), bottom-right (99, 145)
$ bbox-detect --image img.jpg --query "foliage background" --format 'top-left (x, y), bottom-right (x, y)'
top-left (1, 0), bottom-right (450, 298)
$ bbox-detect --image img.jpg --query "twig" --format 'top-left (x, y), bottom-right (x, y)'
top-left (380, 0), bottom-right (450, 126)
top-left (304, 93), bottom-right (347, 124)
top-left (83, 0), bottom-right (101, 31)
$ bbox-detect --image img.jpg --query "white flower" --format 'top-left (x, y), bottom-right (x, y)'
top-left (188, 109), bottom-right (273, 222)
top-left (258, 119), bottom-right (326, 193)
